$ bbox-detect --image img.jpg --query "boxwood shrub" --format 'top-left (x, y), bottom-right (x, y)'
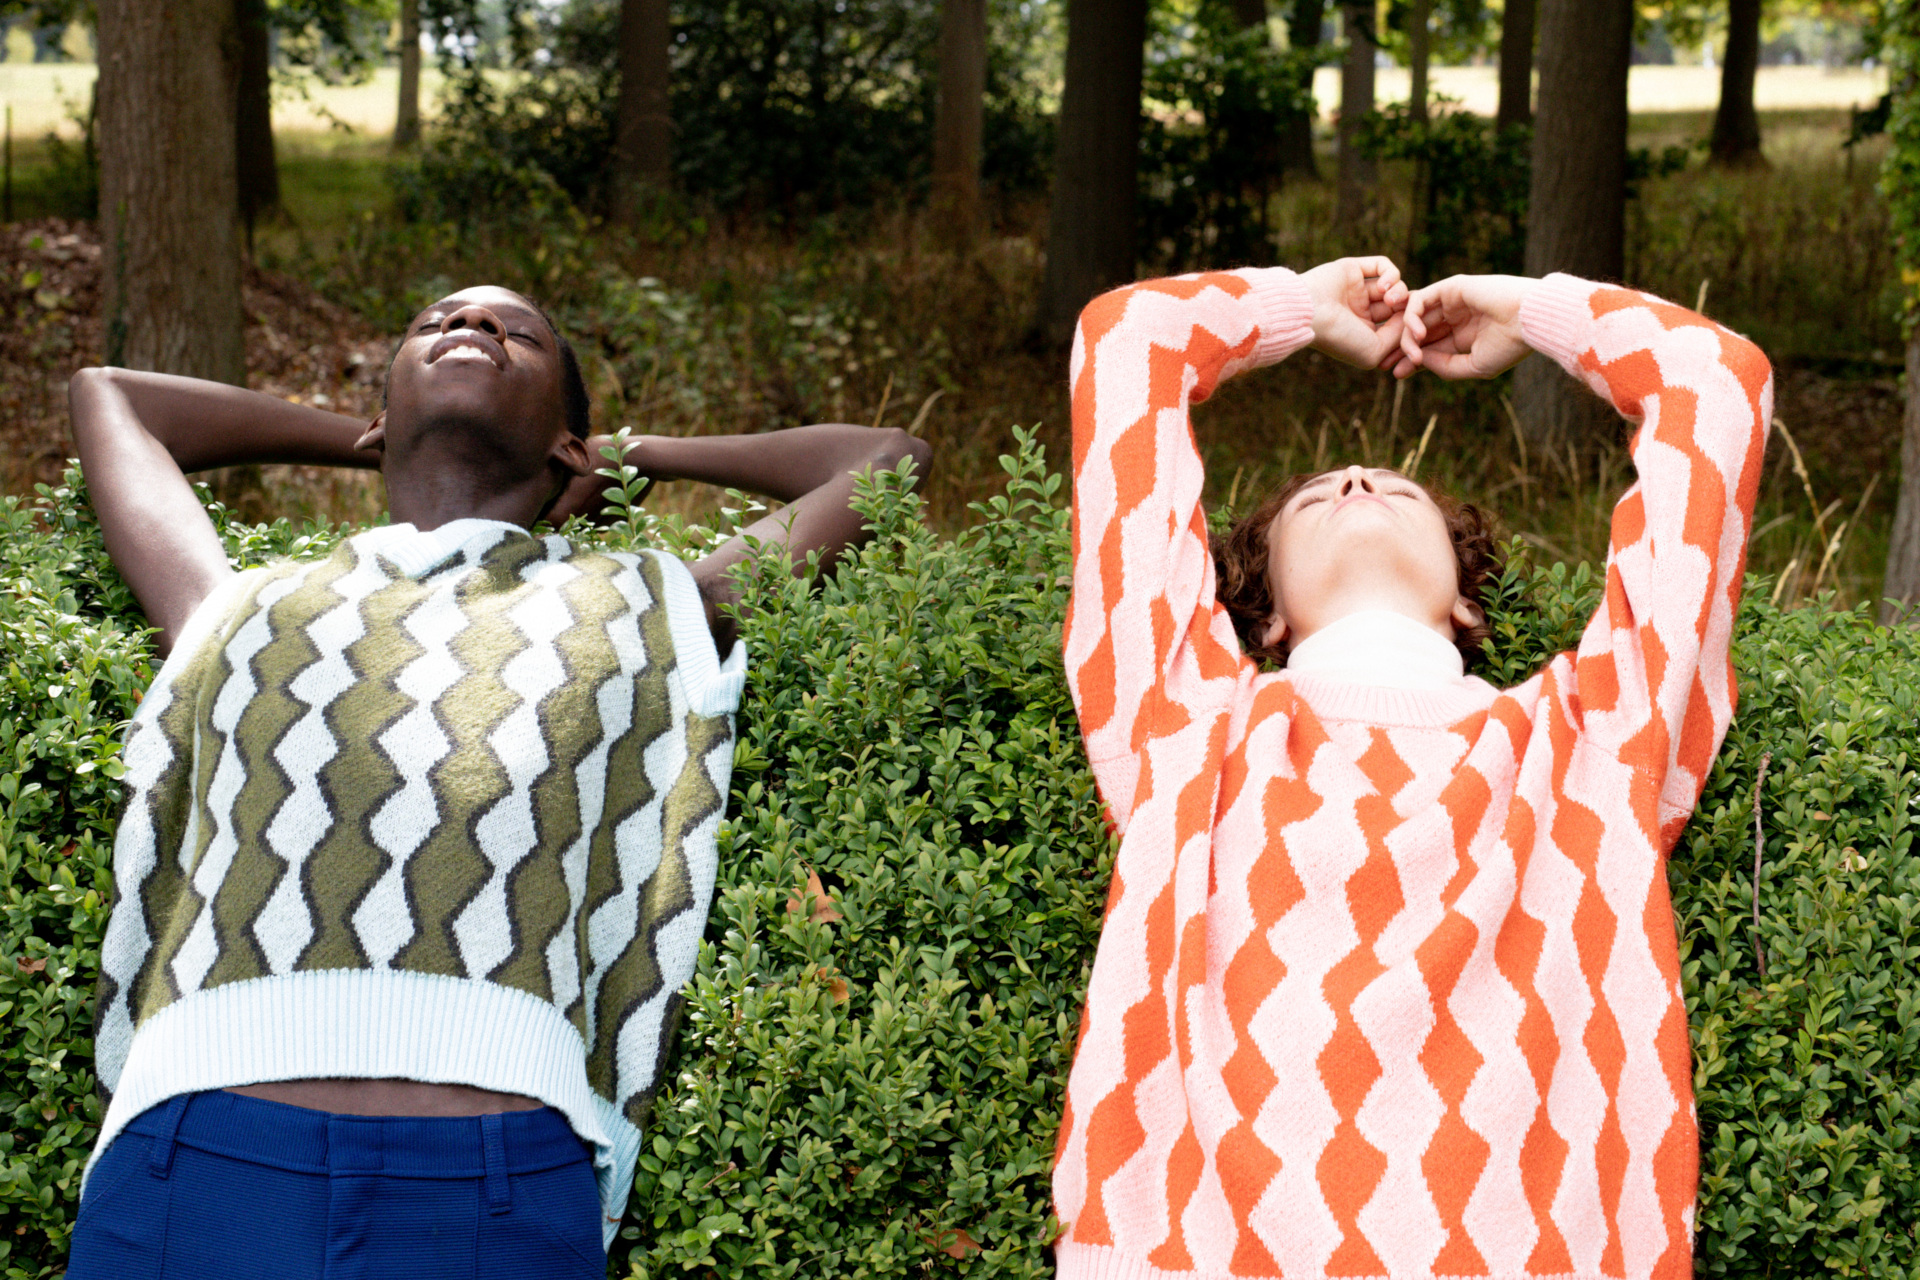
top-left (2, 431), bottom-right (1918, 1278)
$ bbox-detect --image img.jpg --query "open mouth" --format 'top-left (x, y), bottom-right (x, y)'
top-left (426, 330), bottom-right (508, 370)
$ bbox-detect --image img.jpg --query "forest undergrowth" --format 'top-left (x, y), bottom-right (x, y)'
top-left (0, 109), bottom-right (1903, 609)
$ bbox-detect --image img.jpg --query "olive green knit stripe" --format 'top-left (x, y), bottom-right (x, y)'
top-left (296, 570), bottom-right (434, 971)
top-left (136, 564), bottom-right (301, 1024)
top-left (607, 707), bottom-right (733, 1123)
top-left (391, 535), bottom-right (552, 978)
top-left (205, 551), bottom-right (359, 988)
top-left (572, 562), bottom-right (677, 1057)
top-left (120, 628), bottom-right (224, 1027)
top-left (488, 556), bottom-right (632, 1000)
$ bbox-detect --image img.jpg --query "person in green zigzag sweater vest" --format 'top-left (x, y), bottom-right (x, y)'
top-left (63, 286), bottom-right (930, 1279)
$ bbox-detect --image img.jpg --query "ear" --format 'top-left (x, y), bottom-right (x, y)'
top-left (550, 432), bottom-right (593, 478)
top-left (1260, 612), bottom-right (1290, 652)
top-left (1450, 596), bottom-right (1483, 633)
top-left (353, 413), bottom-right (387, 454)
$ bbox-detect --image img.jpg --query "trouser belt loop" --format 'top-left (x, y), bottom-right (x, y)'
top-left (147, 1093), bottom-right (191, 1179)
top-left (481, 1112), bottom-right (511, 1216)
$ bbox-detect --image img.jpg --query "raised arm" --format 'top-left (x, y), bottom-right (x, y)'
top-left (549, 424), bottom-right (932, 651)
top-left (70, 368), bottom-right (381, 654)
top-left (1401, 273), bottom-right (1771, 844)
top-left (1063, 260), bottom-right (1406, 827)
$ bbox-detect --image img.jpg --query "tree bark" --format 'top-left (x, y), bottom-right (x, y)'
top-left (1281, 0), bottom-right (1325, 178)
top-left (613, 0), bottom-right (672, 217)
top-left (1335, 0), bottom-right (1376, 222)
top-left (1512, 0), bottom-right (1630, 452)
top-left (932, 0), bottom-right (987, 241)
top-left (98, 0), bottom-right (246, 386)
top-left (1037, 0), bottom-right (1149, 345)
top-left (1709, 0), bottom-right (1765, 166)
top-left (235, 0), bottom-right (277, 243)
top-left (393, 0), bottom-right (421, 150)
top-left (1409, 0), bottom-right (1430, 124)
top-left (1884, 332), bottom-right (1920, 623)
top-left (1496, 0), bottom-right (1535, 129)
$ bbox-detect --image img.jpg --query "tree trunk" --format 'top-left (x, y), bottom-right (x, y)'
top-left (1496, 0), bottom-right (1535, 129)
top-left (932, 0), bottom-right (987, 241)
top-left (1281, 0), bottom-right (1324, 178)
top-left (235, 0), bottom-right (277, 244)
top-left (393, 0), bottom-right (421, 149)
top-left (1335, 0), bottom-right (1376, 222)
top-left (98, 0), bottom-right (246, 385)
top-left (1409, 0), bottom-right (1430, 125)
top-left (1037, 0), bottom-right (1149, 345)
top-left (1709, 0), bottom-right (1765, 166)
top-left (613, 0), bottom-right (672, 218)
top-left (1512, 0), bottom-right (1630, 452)
top-left (1883, 332), bottom-right (1920, 623)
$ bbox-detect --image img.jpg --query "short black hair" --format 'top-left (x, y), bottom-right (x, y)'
top-left (383, 291), bottom-right (591, 441)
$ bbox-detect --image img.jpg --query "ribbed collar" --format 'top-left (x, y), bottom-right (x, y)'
top-left (1283, 609), bottom-right (1499, 727)
top-left (348, 518), bottom-right (536, 579)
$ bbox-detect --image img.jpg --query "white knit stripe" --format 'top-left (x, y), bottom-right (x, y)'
top-left (170, 573), bottom-right (306, 994)
top-left (457, 551), bottom-right (580, 980)
top-left (1058, 1239), bottom-right (1621, 1280)
top-left (255, 550), bottom-right (394, 974)
top-left (356, 568), bottom-right (474, 965)
top-left (609, 717), bottom-right (734, 1107)
top-left (1522, 771), bottom-right (1608, 1273)
top-left (581, 561), bottom-right (668, 1034)
top-left (648, 549), bottom-right (748, 715)
top-left (545, 566), bottom-right (652, 1015)
top-left (1247, 736), bottom-right (1376, 1273)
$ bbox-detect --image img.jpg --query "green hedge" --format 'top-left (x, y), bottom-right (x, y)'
top-left (2, 433), bottom-right (1918, 1278)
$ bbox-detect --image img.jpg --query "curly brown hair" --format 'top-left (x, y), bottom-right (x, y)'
top-left (1210, 471), bottom-right (1503, 670)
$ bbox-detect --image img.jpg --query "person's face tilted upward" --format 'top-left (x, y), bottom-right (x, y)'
top-left (361, 286), bottom-right (587, 492)
top-left (1261, 464), bottom-right (1481, 651)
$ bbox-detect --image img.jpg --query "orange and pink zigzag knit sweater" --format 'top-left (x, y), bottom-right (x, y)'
top-left (1054, 269), bottom-right (1770, 1280)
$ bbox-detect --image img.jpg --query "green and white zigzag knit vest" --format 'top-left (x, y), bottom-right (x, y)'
top-left (89, 518), bottom-right (745, 1242)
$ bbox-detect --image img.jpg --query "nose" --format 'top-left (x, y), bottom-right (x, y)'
top-left (1336, 466), bottom-right (1376, 497)
top-left (439, 303), bottom-right (505, 339)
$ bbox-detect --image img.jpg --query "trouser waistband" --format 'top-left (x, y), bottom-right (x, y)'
top-left (123, 1089), bottom-right (587, 1211)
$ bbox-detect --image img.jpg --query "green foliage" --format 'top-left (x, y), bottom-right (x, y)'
top-left (1356, 102), bottom-right (1532, 279)
top-left (399, 0), bottom-right (1056, 220)
top-left (1139, 10), bottom-right (1318, 272)
top-left (3, 445), bottom-right (1920, 1277)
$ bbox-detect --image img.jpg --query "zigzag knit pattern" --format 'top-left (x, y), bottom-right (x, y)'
top-left (1054, 270), bottom-right (1771, 1280)
top-left (89, 519), bottom-right (745, 1241)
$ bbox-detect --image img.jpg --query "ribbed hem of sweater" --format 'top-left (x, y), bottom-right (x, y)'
top-left (1517, 273), bottom-right (1598, 376)
top-left (1056, 1241), bottom-right (1620, 1280)
top-left (1236, 267), bottom-right (1317, 367)
top-left (87, 969), bottom-right (640, 1248)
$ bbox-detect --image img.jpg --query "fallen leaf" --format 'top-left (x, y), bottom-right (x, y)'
top-left (924, 1228), bottom-right (980, 1259)
top-left (786, 868), bottom-right (843, 924)
top-left (818, 969), bottom-right (851, 1004)
top-left (17, 956), bottom-right (46, 975)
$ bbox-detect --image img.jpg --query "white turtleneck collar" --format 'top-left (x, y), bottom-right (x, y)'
top-left (1284, 608), bottom-right (1466, 691)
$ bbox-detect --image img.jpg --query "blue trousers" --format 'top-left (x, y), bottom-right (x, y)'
top-left (65, 1090), bottom-right (606, 1280)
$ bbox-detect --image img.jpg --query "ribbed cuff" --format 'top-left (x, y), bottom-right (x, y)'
top-left (1518, 272), bottom-right (1599, 375)
top-left (1233, 267), bottom-right (1316, 367)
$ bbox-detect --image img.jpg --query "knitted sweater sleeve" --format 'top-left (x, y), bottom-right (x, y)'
top-left (1519, 273), bottom-right (1772, 846)
top-left (1064, 268), bottom-right (1316, 829)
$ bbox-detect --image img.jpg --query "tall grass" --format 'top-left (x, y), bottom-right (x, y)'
top-left (259, 108), bottom-right (1902, 610)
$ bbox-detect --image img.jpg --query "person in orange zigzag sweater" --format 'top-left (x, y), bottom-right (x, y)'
top-left (1053, 259), bottom-right (1769, 1280)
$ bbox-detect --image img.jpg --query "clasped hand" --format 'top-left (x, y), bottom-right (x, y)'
top-left (1300, 258), bottom-right (1537, 382)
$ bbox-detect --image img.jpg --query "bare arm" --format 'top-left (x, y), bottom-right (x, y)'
top-left (548, 425), bottom-right (933, 650)
top-left (70, 367), bottom-right (381, 654)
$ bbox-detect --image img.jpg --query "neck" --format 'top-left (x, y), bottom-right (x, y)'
top-left (382, 443), bottom-right (557, 532)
